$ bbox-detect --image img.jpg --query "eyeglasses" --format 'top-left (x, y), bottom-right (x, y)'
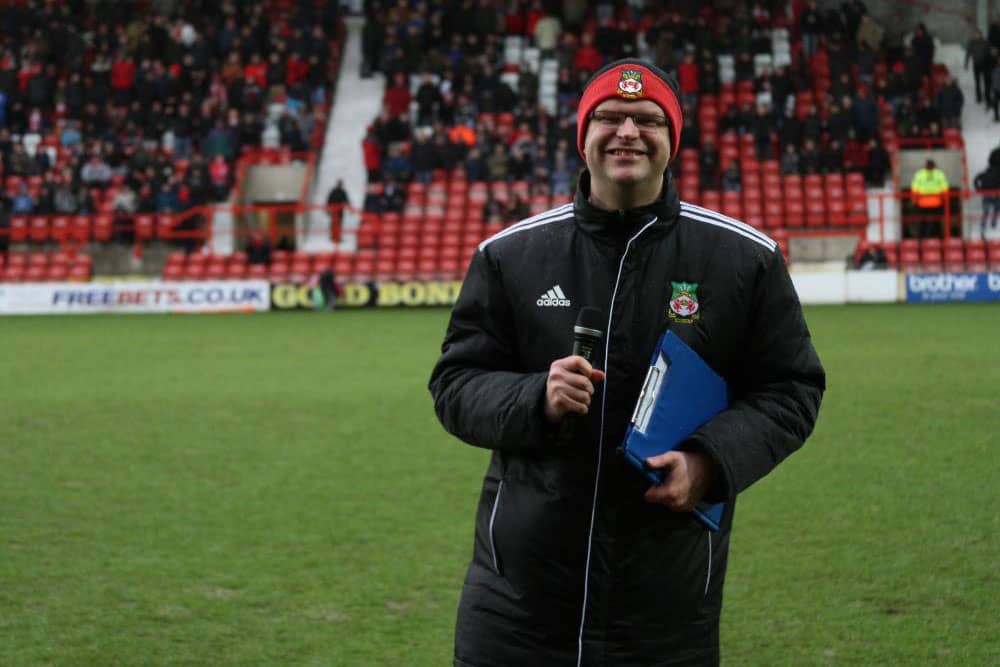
top-left (589, 110), bottom-right (669, 130)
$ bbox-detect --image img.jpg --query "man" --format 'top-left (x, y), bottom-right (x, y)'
top-left (973, 163), bottom-right (1000, 237)
top-left (429, 59), bottom-right (825, 666)
top-left (965, 29), bottom-right (991, 105)
top-left (326, 178), bottom-right (349, 228)
top-left (909, 159), bottom-right (950, 238)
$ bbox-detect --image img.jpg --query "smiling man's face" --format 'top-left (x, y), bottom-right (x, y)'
top-left (583, 98), bottom-right (671, 209)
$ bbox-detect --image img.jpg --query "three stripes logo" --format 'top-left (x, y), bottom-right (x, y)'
top-left (537, 285), bottom-right (571, 307)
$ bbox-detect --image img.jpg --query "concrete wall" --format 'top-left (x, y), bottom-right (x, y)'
top-left (817, 0), bottom-right (982, 43)
top-left (897, 149), bottom-right (965, 188)
top-left (242, 164), bottom-right (307, 204)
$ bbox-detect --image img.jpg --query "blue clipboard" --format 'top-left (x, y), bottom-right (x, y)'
top-left (620, 330), bottom-right (728, 531)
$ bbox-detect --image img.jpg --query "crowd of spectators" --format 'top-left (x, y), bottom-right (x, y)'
top-left (358, 0), bottom-right (998, 227)
top-left (0, 0), bottom-right (340, 245)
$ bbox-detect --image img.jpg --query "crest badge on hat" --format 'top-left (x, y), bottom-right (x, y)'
top-left (617, 69), bottom-right (644, 99)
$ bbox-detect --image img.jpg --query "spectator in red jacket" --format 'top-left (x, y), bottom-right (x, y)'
top-left (110, 50), bottom-right (136, 105)
top-left (244, 53), bottom-right (268, 88)
top-left (676, 51), bottom-right (699, 107)
top-left (383, 71), bottom-right (412, 118)
top-left (208, 155), bottom-right (231, 201)
top-left (573, 32), bottom-right (602, 76)
top-left (362, 126), bottom-right (382, 181)
top-left (286, 50), bottom-right (310, 87)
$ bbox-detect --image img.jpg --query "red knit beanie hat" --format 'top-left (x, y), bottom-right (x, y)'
top-left (576, 59), bottom-right (683, 162)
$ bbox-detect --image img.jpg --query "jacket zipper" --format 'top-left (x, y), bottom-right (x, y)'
top-left (576, 216), bottom-right (659, 667)
top-left (704, 529), bottom-right (713, 596)
top-left (488, 480), bottom-right (504, 574)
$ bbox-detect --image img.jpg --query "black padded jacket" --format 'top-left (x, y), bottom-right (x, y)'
top-left (429, 171), bottom-right (825, 667)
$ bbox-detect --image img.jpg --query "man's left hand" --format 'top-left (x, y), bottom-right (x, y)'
top-left (643, 451), bottom-right (716, 511)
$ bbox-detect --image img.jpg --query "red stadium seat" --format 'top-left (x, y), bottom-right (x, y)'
top-left (879, 243), bottom-right (898, 268)
top-left (185, 263), bottom-right (206, 281)
top-left (3, 264), bottom-right (25, 282)
top-left (761, 196), bottom-right (784, 228)
top-left (134, 214), bottom-right (155, 241)
top-left (226, 262), bottom-right (247, 280)
top-left (68, 263), bottom-right (91, 282)
top-left (943, 249), bottom-right (965, 272)
top-left (899, 248), bottom-right (920, 272)
top-left (205, 262), bottom-right (228, 280)
top-left (246, 263), bottom-right (268, 280)
top-left (71, 215), bottom-right (91, 242)
top-left (921, 248), bottom-right (943, 272)
top-left (721, 192), bottom-right (742, 220)
top-left (93, 215), bottom-right (113, 242)
top-left (163, 264), bottom-right (185, 281)
top-left (966, 246), bottom-right (988, 272)
top-left (50, 216), bottom-right (71, 242)
top-left (701, 190), bottom-right (721, 211)
top-left (25, 264), bottom-right (47, 282)
top-left (29, 216), bottom-right (48, 242)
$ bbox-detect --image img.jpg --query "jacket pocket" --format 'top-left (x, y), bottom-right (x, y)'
top-left (488, 480), bottom-right (504, 575)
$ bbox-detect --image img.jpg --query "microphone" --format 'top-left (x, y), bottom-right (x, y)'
top-left (571, 306), bottom-right (604, 363)
top-left (557, 306), bottom-right (604, 443)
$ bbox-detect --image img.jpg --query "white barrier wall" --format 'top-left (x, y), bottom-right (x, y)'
top-left (789, 269), bottom-right (899, 305)
top-left (0, 281), bottom-right (271, 315)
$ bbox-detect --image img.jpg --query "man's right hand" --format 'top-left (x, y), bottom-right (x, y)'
top-left (544, 356), bottom-right (606, 423)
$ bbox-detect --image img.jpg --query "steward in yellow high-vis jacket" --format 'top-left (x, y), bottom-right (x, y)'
top-left (909, 159), bottom-right (950, 237)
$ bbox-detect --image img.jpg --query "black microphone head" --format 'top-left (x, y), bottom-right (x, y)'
top-left (574, 306), bottom-right (604, 340)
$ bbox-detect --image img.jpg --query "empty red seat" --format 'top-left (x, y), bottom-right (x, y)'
top-left (3, 264), bottom-right (25, 282)
top-left (701, 190), bottom-right (722, 211)
top-left (70, 215), bottom-right (90, 243)
top-left (68, 263), bottom-right (91, 282)
top-left (784, 199), bottom-right (805, 228)
top-left (185, 263), bottom-right (206, 281)
top-left (899, 248), bottom-right (920, 272)
top-left (921, 248), bottom-right (943, 272)
top-left (827, 197), bottom-right (848, 226)
top-left (156, 215), bottom-right (175, 239)
top-left (25, 264), bottom-right (47, 282)
top-left (721, 193), bottom-right (742, 220)
top-left (205, 263), bottom-right (227, 280)
top-left (880, 243), bottom-right (898, 268)
top-left (374, 258), bottom-right (396, 280)
top-left (50, 216), bottom-right (71, 242)
top-left (134, 214), bottom-right (155, 241)
top-left (93, 215), bottom-right (113, 242)
top-left (28, 216), bottom-right (48, 242)
top-left (943, 248), bottom-right (965, 272)
top-left (763, 199), bottom-right (784, 229)
top-left (246, 263), bottom-right (268, 279)
top-left (163, 264), bottom-right (185, 281)
top-left (226, 262), bottom-right (247, 279)
top-left (966, 246), bottom-right (988, 271)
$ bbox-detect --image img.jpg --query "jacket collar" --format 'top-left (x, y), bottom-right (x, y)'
top-left (572, 170), bottom-right (681, 239)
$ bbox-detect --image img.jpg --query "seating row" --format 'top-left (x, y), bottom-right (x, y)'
top-left (0, 251), bottom-right (93, 283)
top-left (3, 213), bottom-right (188, 243)
top-left (161, 248), bottom-right (472, 283)
top-left (857, 239), bottom-right (1000, 271)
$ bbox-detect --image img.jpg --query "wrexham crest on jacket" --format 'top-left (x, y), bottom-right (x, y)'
top-left (617, 69), bottom-right (644, 98)
top-left (668, 282), bottom-right (700, 323)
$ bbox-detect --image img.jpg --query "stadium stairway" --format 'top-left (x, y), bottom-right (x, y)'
top-left (308, 15), bottom-right (383, 253)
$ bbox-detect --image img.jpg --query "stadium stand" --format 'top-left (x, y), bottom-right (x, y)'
top-left (2, 1), bottom-right (998, 286)
top-left (0, 0), bottom-right (342, 280)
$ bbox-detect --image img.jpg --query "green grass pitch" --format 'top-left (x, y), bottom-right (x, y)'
top-left (1, 304), bottom-right (997, 666)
